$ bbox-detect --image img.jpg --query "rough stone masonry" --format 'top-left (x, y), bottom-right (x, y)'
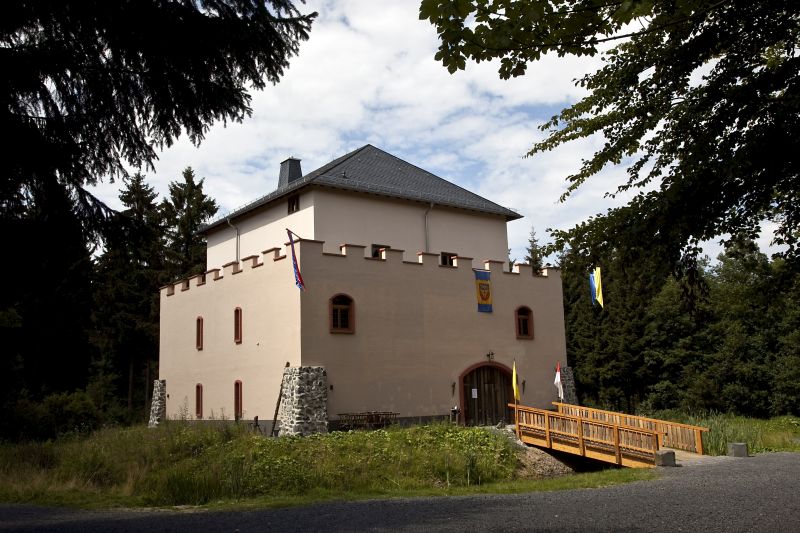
top-left (560, 366), bottom-right (578, 405)
top-left (278, 366), bottom-right (328, 436)
top-left (148, 379), bottom-right (167, 428)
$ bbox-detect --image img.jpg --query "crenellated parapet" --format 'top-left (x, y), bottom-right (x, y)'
top-left (160, 239), bottom-right (559, 298)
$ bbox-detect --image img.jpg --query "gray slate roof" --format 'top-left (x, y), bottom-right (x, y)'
top-left (202, 144), bottom-right (521, 233)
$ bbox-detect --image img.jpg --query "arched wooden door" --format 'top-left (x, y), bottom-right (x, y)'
top-left (462, 364), bottom-right (513, 426)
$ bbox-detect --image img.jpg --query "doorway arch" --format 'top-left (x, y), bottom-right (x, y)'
top-left (459, 362), bottom-right (513, 426)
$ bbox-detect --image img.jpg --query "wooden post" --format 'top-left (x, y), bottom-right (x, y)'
top-left (695, 428), bottom-right (704, 455)
top-left (545, 412), bottom-right (551, 448)
top-left (613, 425), bottom-right (622, 465)
top-left (577, 418), bottom-right (585, 457)
top-left (269, 362), bottom-right (290, 437)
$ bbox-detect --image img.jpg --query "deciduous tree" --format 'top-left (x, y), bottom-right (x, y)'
top-left (422, 0), bottom-right (800, 267)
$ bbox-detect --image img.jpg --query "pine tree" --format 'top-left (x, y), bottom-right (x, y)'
top-left (2, 1), bottom-right (314, 434)
top-left (92, 173), bottom-right (166, 417)
top-left (524, 226), bottom-right (544, 274)
top-left (161, 168), bottom-right (219, 280)
top-left (3, 1), bottom-right (314, 233)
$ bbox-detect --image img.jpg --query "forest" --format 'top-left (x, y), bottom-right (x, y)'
top-left (3, 191), bottom-right (797, 441)
top-left (0, 170), bottom-right (217, 440)
top-left (557, 237), bottom-right (800, 418)
top-left (2, 1), bottom-right (797, 440)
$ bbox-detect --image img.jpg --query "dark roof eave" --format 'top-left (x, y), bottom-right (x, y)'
top-left (200, 181), bottom-right (521, 235)
top-left (200, 145), bottom-right (525, 232)
top-left (199, 178), bottom-right (312, 234)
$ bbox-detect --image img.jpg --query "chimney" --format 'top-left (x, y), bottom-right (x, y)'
top-left (278, 157), bottom-right (303, 188)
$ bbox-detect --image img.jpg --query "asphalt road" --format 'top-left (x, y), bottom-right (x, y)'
top-left (1, 452), bottom-right (798, 532)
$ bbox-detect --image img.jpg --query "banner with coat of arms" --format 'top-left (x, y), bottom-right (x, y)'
top-left (475, 270), bottom-right (492, 312)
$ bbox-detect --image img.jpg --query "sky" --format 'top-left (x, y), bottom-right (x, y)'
top-left (89, 0), bottom-right (775, 263)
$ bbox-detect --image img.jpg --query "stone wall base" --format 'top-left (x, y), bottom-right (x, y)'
top-left (560, 366), bottom-right (578, 405)
top-left (148, 379), bottom-right (166, 428)
top-left (278, 366), bottom-right (328, 436)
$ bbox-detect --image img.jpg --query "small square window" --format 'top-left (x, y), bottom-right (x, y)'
top-left (440, 252), bottom-right (457, 266)
top-left (515, 307), bottom-right (534, 339)
top-left (371, 244), bottom-right (389, 258)
top-left (330, 294), bottom-right (354, 334)
top-left (288, 195), bottom-right (300, 214)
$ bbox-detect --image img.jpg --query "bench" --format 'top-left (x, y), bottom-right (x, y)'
top-left (338, 411), bottom-right (398, 430)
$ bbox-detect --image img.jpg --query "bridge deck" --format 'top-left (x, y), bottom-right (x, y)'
top-left (510, 403), bottom-right (707, 468)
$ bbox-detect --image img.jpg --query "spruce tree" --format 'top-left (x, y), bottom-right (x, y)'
top-left (93, 173), bottom-right (165, 416)
top-left (161, 168), bottom-right (219, 280)
top-left (524, 226), bottom-right (544, 274)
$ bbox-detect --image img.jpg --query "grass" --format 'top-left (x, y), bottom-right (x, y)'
top-left (0, 422), bottom-right (653, 509)
top-left (644, 411), bottom-right (800, 456)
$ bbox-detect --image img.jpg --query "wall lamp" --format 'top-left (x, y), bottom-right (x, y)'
top-left (485, 351), bottom-right (495, 360)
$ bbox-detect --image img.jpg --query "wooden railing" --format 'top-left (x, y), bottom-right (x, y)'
top-left (510, 403), bottom-right (661, 468)
top-left (553, 403), bottom-right (708, 454)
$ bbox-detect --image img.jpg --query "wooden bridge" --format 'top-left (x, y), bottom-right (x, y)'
top-left (510, 402), bottom-right (709, 468)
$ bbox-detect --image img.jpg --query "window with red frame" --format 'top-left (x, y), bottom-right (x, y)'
top-left (196, 316), bottom-right (204, 350)
top-left (195, 383), bottom-right (203, 419)
top-left (330, 294), bottom-right (354, 333)
top-left (234, 307), bottom-right (242, 344)
top-left (234, 380), bottom-right (243, 420)
top-left (515, 306), bottom-right (533, 339)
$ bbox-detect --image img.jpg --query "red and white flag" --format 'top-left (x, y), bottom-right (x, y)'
top-left (554, 361), bottom-right (564, 401)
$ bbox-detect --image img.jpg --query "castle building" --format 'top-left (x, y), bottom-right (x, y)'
top-left (158, 145), bottom-right (566, 431)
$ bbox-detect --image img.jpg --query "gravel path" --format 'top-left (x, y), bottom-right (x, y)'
top-left (1, 452), bottom-right (798, 532)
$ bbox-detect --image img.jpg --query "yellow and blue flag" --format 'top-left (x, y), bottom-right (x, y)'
top-left (475, 270), bottom-right (492, 312)
top-left (589, 266), bottom-right (603, 307)
top-left (512, 361), bottom-right (520, 401)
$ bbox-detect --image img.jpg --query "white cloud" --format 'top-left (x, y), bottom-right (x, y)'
top-left (88, 0), bottom-right (781, 265)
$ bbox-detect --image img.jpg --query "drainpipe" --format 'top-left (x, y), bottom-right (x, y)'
top-left (424, 202), bottom-right (434, 253)
top-left (226, 217), bottom-right (240, 263)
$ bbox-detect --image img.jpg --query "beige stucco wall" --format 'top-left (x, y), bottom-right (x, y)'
top-left (159, 250), bottom-right (301, 421)
top-left (297, 240), bottom-right (566, 420)
top-left (160, 238), bottom-right (567, 423)
top-left (206, 192), bottom-right (315, 270)
top-left (311, 189), bottom-right (510, 264)
top-left (205, 188), bottom-right (510, 270)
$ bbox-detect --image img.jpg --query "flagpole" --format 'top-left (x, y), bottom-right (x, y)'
top-left (513, 360), bottom-right (521, 441)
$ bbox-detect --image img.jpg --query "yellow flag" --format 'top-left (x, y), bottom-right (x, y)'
top-left (594, 266), bottom-right (604, 308)
top-left (512, 361), bottom-right (520, 401)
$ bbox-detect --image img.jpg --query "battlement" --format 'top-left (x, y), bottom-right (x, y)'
top-left (161, 239), bottom-right (558, 298)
